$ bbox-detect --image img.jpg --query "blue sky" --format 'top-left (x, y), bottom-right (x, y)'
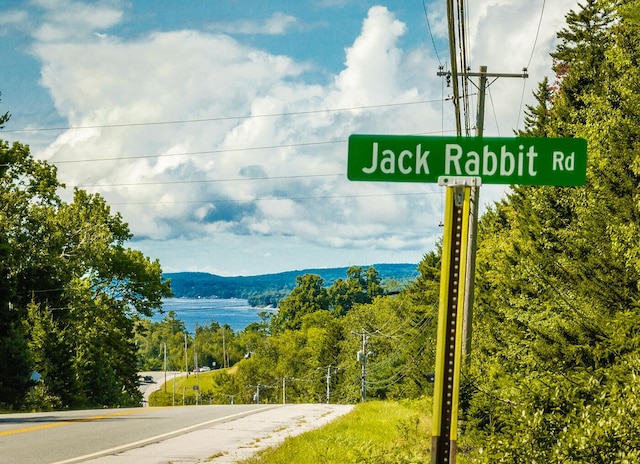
top-left (1, 0), bottom-right (579, 276)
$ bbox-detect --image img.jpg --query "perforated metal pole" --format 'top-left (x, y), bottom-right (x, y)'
top-left (431, 183), bottom-right (472, 464)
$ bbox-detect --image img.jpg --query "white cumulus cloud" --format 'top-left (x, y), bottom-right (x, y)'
top-left (22, 1), bottom-right (581, 274)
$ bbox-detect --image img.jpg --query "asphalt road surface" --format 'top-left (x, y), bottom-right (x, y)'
top-left (137, 371), bottom-right (186, 406)
top-left (0, 403), bottom-right (354, 464)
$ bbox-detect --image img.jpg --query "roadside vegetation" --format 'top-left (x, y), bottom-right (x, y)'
top-left (148, 367), bottom-right (242, 406)
top-left (145, 262), bottom-right (437, 407)
top-left (0, 94), bottom-right (171, 411)
top-left (238, 399), bottom-right (433, 464)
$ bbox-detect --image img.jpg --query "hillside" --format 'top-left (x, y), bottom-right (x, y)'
top-left (164, 263), bottom-right (419, 303)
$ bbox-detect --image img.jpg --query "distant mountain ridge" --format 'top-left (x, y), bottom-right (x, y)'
top-left (165, 263), bottom-right (419, 302)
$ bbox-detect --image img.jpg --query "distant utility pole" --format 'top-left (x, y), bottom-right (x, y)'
top-left (282, 377), bottom-right (286, 404)
top-left (352, 329), bottom-right (372, 402)
top-left (325, 366), bottom-right (339, 404)
top-left (184, 332), bottom-right (188, 374)
top-left (194, 322), bottom-right (200, 405)
top-left (194, 322), bottom-right (199, 373)
top-left (221, 327), bottom-right (229, 368)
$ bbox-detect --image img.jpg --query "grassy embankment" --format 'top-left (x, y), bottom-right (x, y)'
top-left (148, 367), bottom-right (239, 406)
top-left (238, 399), bottom-right (434, 464)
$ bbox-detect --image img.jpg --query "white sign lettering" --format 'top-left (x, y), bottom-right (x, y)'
top-left (444, 143), bottom-right (539, 177)
top-left (363, 143), bottom-right (430, 175)
top-left (552, 151), bottom-right (575, 171)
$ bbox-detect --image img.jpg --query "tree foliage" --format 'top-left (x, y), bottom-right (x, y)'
top-left (143, 260), bottom-right (440, 406)
top-left (0, 132), bottom-right (171, 410)
top-left (464, 0), bottom-right (640, 460)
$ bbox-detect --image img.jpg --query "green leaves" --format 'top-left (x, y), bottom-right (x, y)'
top-left (0, 136), bottom-right (171, 409)
top-left (463, 1), bottom-right (640, 460)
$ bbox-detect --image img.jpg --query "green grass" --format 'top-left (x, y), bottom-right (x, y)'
top-left (236, 398), bottom-right (433, 464)
top-left (149, 370), bottom-right (227, 406)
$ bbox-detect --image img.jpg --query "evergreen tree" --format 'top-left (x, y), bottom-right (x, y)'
top-left (520, 77), bottom-right (553, 137)
top-left (465, 1), bottom-right (640, 460)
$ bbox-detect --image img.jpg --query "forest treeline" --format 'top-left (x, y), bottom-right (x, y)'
top-left (164, 263), bottom-right (418, 305)
top-left (466, 0), bottom-right (640, 461)
top-left (3, 0), bottom-right (640, 460)
top-left (139, 262), bottom-right (440, 405)
top-left (138, 264), bottom-right (437, 404)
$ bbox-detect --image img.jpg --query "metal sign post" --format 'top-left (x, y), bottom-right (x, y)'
top-left (430, 178), bottom-right (474, 464)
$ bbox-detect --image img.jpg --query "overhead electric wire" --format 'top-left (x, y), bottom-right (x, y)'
top-left (445, 0), bottom-right (462, 135)
top-left (74, 173), bottom-right (342, 188)
top-left (526, 0), bottom-right (546, 70)
top-left (517, 0), bottom-right (547, 132)
top-left (488, 86), bottom-right (501, 136)
top-left (456, 0), bottom-right (472, 135)
top-left (422, 0), bottom-right (443, 66)
top-left (3, 98), bottom-right (448, 134)
top-left (50, 125), bottom-right (459, 166)
top-left (53, 140), bottom-right (346, 164)
top-left (106, 190), bottom-right (441, 206)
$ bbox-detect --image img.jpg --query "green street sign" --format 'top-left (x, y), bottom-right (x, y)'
top-left (347, 135), bottom-right (587, 186)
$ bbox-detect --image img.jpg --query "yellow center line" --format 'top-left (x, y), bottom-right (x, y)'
top-left (0, 407), bottom-right (171, 437)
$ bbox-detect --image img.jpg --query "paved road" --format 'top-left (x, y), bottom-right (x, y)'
top-left (0, 403), bottom-right (354, 464)
top-left (138, 371), bottom-right (186, 406)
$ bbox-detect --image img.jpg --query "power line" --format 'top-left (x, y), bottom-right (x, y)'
top-left (74, 173), bottom-right (341, 188)
top-left (517, 0), bottom-right (547, 132)
top-left (422, 0), bottom-right (443, 66)
top-left (3, 98), bottom-right (449, 134)
top-left (104, 190), bottom-right (440, 206)
top-left (527, 0), bottom-right (547, 70)
top-left (488, 86), bottom-right (501, 136)
top-left (457, 0), bottom-right (472, 135)
top-left (445, 0), bottom-right (462, 135)
top-left (49, 127), bottom-right (458, 166)
top-left (52, 140), bottom-right (345, 164)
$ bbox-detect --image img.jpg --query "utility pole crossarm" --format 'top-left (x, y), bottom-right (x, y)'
top-left (459, 70), bottom-right (528, 79)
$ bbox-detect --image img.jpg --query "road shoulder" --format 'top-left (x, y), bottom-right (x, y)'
top-left (81, 403), bottom-right (354, 464)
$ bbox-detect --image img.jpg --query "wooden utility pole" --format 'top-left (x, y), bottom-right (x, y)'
top-left (359, 330), bottom-right (368, 402)
top-left (458, 67), bottom-right (527, 357)
top-left (352, 328), bottom-right (370, 402)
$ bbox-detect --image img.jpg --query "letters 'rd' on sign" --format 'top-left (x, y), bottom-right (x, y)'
top-left (347, 134), bottom-right (588, 186)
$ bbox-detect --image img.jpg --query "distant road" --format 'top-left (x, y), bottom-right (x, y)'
top-left (138, 370), bottom-right (186, 406)
top-left (0, 404), bottom-right (277, 464)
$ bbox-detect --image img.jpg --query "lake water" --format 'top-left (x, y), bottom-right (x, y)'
top-left (153, 298), bottom-right (276, 333)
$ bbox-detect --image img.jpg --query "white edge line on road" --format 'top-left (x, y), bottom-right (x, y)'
top-left (49, 405), bottom-right (279, 464)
